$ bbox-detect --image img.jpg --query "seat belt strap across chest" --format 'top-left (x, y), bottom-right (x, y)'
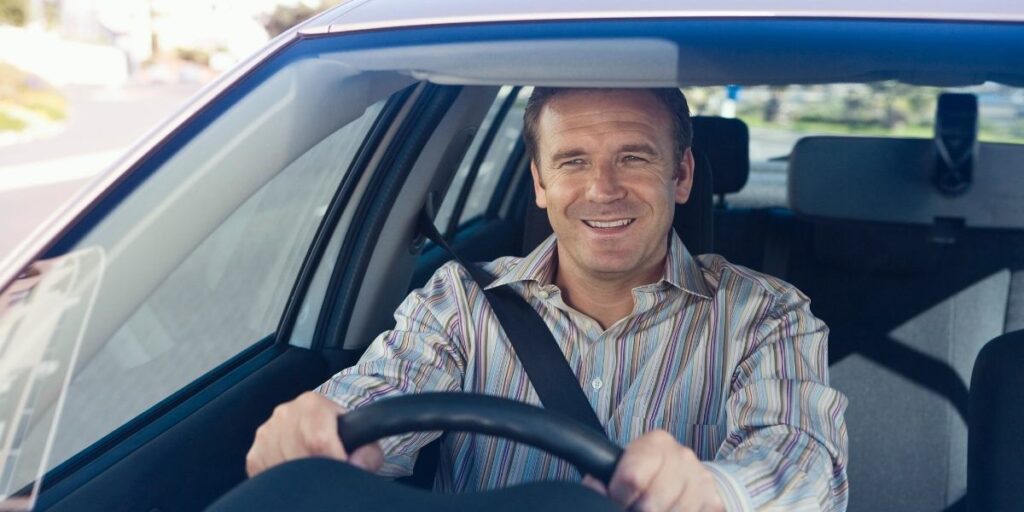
top-left (418, 212), bottom-right (606, 435)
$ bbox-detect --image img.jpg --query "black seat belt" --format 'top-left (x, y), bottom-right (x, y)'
top-left (417, 212), bottom-right (606, 435)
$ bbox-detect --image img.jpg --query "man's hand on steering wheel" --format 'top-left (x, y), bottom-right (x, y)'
top-left (582, 430), bottom-right (725, 512)
top-left (245, 392), bottom-right (384, 477)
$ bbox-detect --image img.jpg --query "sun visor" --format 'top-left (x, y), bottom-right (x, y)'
top-left (322, 38), bottom-right (680, 87)
top-left (789, 136), bottom-right (1024, 229)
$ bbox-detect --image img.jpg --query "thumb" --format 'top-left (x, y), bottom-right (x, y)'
top-left (581, 474), bottom-right (608, 496)
top-left (348, 443), bottom-right (384, 472)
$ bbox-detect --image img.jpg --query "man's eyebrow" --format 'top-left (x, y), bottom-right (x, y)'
top-left (550, 148), bottom-right (587, 162)
top-left (619, 143), bottom-right (659, 155)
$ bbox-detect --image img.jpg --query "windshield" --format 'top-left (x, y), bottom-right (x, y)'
top-left (0, 248), bottom-right (103, 510)
top-left (683, 81), bottom-right (1024, 207)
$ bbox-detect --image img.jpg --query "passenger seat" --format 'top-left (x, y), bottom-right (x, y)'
top-left (968, 329), bottom-right (1024, 512)
top-left (784, 136), bottom-right (1024, 512)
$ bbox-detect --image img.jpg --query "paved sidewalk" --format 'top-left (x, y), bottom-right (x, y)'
top-left (0, 83), bottom-right (198, 261)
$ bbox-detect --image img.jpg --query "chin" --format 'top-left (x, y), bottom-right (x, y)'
top-left (580, 255), bottom-right (640, 275)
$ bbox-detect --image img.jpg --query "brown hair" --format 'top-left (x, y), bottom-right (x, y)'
top-left (522, 87), bottom-right (692, 165)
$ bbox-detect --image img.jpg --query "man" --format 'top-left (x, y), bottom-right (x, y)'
top-left (245, 88), bottom-right (849, 511)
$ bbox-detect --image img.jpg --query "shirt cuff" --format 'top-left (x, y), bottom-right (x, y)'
top-left (704, 462), bottom-right (755, 512)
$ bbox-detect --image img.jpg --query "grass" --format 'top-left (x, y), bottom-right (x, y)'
top-left (0, 61), bottom-right (67, 130)
top-left (0, 110), bottom-right (26, 131)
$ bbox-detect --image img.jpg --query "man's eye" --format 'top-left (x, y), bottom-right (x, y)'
top-left (561, 159), bottom-right (586, 167)
top-left (623, 155), bottom-right (647, 163)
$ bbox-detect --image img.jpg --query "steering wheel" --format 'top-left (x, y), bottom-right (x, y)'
top-left (207, 393), bottom-right (624, 512)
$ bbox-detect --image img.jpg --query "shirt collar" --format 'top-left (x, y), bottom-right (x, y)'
top-left (486, 234), bottom-right (558, 290)
top-left (486, 231), bottom-right (712, 300)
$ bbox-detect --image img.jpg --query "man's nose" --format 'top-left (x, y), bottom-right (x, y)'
top-left (585, 161), bottom-right (626, 203)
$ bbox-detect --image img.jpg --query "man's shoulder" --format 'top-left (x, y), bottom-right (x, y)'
top-left (424, 255), bottom-right (525, 290)
top-left (696, 253), bottom-right (808, 303)
top-left (480, 254), bottom-right (524, 278)
top-left (695, 254), bottom-right (823, 333)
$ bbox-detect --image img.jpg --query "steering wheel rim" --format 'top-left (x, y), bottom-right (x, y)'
top-left (337, 392), bottom-right (622, 484)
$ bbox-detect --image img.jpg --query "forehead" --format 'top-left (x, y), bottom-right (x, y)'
top-left (536, 89), bottom-right (673, 148)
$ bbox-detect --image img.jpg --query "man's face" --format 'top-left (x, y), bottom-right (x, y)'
top-left (531, 89), bottom-right (694, 281)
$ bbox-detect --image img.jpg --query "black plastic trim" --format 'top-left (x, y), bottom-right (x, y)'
top-left (313, 85), bottom-right (462, 351)
top-left (36, 337), bottom-right (284, 505)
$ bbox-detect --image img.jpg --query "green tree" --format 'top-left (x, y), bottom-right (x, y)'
top-left (262, 4), bottom-right (318, 37)
top-left (262, 1), bottom-right (348, 37)
top-left (0, 0), bottom-right (27, 26)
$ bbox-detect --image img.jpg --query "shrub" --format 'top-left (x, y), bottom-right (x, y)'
top-left (0, 0), bottom-right (27, 26)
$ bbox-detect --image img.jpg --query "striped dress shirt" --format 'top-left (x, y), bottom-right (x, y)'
top-left (317, 232), bottom-right (849, 511)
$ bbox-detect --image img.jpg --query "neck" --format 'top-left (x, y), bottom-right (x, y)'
top-left (553, 248), bottom-right (665, 330)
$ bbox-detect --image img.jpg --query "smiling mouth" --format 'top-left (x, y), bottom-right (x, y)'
top-left (582, 218), bottom-right (635, 229)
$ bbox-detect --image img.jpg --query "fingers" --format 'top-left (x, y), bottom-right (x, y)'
top-left (635, 447), bottom-right (689, 511)
top-left (608, 430), bottom-right (724, 512)
top-left (581, 474), bottom-right (609, 496)
top-left (349, 443), bottom-right (385, 472)
top-left (608, 431), bottom-right (669, 508)
top-left (673, 462), bottom-right (725, 512)
top-left (245, 391), bottom-right (355, 478)
top-left (298, 400), bottom-right (348, 461)
top-left (246, 423), bottom-right (276, 477)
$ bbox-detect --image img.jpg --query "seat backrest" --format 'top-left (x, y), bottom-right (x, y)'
top-left (692, 116), bottom-right (750, 201)
top-left (520, 147), bottom-right (714, 255)
top-left (968, 329), bottom-right (1024, 512)
top-left (791, 137), bottom-right (1024, 229)
top-left (785, 135), bottom-right (1024, 512)
top-left (688, 116), bottom-right (771, 270)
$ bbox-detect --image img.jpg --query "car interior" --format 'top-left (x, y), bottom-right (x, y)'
top-left (408, 87), bottom-right (1024, 512)
top-left (11, 18), bottom-right (1022, 512)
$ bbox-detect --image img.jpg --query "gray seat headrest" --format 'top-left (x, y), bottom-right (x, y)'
top-left (692, 116), bottom-right (750, 196)
top-left (789, 136), bottom-right (1024, 229)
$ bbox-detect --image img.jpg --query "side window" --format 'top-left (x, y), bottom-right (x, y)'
top-left (457, 91), bottom-right (527, 225)
top-left (434, 86), bottom-right (526, 236)
top-left (36, 87), bottom-right (393, 470)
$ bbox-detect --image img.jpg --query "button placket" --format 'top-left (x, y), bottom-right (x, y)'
top-left (584, 333), bottom-right (611, 418)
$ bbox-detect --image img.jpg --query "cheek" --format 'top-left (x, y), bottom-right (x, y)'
top-left (541, 180), bottom-right (581, 215)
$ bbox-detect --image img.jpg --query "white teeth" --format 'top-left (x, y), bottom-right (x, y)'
top-left (584, 219), bottom-right (632, 228)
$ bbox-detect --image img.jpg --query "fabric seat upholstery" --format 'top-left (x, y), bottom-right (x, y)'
top-left (968, 329), bottom-right (1024, 512)
top-left (784, 136), bottom-right (1024, 512)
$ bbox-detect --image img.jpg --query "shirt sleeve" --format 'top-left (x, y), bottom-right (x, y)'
top-left (316, 263), bottom-right (468, 477)
top-left (705, 285), bottom-right (849, 511)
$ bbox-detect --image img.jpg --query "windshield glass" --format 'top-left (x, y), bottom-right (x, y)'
top-left (0, 249), bottom-right (103, 510)
top-left (683, 81), bottom-right (1024, 207)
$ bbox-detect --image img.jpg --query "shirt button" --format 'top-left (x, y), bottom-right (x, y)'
top-left (536, 289), bottom-right (549, 299)
top-left (591, 378), bottom-right (603, 390)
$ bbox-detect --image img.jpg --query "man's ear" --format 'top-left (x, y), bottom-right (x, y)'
top-left (530, 161), bottom-right (548, 208)
top-left (674, 148), bottom-right (695, 204)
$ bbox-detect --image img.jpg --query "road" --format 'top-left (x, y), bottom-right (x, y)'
top-left (0, 84), bottom-right (200, 259)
